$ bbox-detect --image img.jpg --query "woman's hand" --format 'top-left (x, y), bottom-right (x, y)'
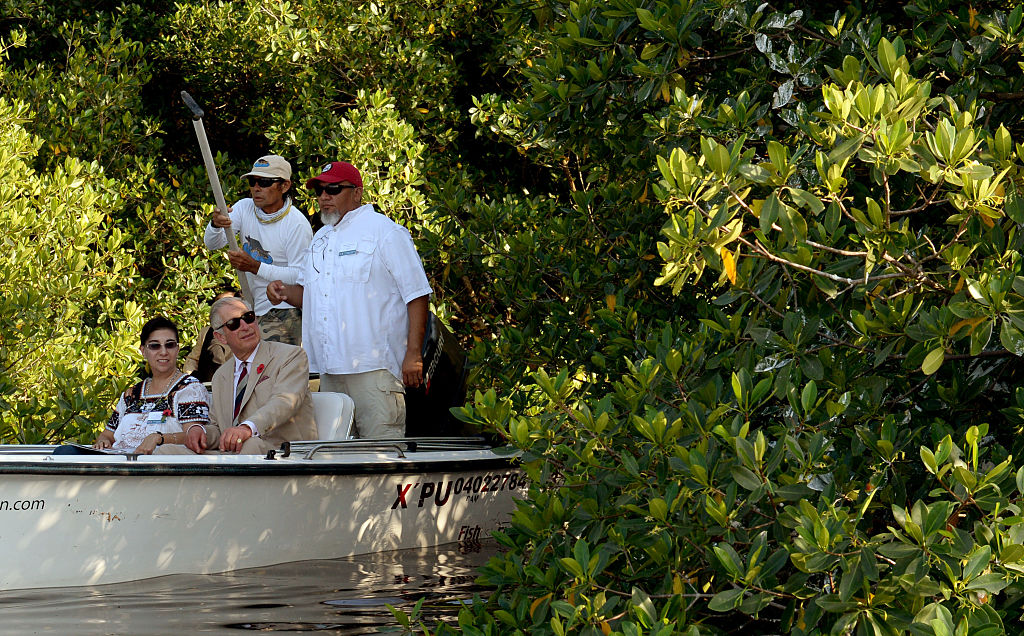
top-left (93, 430), bottom-right (115, 449)
top-left (135, 433), bottom-right (161, 455)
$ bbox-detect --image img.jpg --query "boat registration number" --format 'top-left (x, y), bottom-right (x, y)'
top-left (391, 471), bottom-right (527, 510)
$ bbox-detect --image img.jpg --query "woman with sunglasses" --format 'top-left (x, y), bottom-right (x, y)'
top-left (91, 316), bottom-right (211, 454)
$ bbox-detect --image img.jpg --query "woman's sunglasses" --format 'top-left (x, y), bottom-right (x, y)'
top-left (145, 341), bottom-right (179, 351)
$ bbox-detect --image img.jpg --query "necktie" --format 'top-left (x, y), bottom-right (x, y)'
top-left (233, 362), bottom-right (248, 420)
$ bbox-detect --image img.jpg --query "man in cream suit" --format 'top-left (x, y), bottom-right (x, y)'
top-left (162, 296), bottom-right (315, 455)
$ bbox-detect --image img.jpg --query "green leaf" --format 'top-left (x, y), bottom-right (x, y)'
top-left (714, 544), bottom-right (743, 577)
top-left (1001, 543), bottom-right (1024, 563)
top-left (1006, 188), bottom-right (1024, 224)
top-left (760, 192), bottom-right (782, 235)
top-left (787, 187), bottom-right (824, 213)
top-left (965, 572), bottom-right (1008, 594)
top-left (923, 502), bottom-right (949, 539)
top-left (701, 136), bottom-right (731, 176)
top-left (964, 545), bottom-right (992, 580)
top-left (1000, 320), bottom-right (1024, 355)
top-left (775, 484), bottom-right (815, 500)
top-left (731, 465), bottom-right (763, 491)
top-left (738, 163), bottom-right (770, 183)
top-left (635, 8), bottom-right (662, 33)
top-left (936, 436), bottom-right (954, 464)
top-left (801, 381), bottom-right (818, 415)
top-left (838, 559), bottom-right (860, 601)
top-left (970, 320), bottom-right (993, 355)
top-left (829, 134), bottom-right (866, 164)
top-left (877, 542), bottom-right (920, 559)
top-left (751, 377), bottom-right (772, 404)
top-left (953, 466), bottom-right (978, 490)
top-left (622, 452), bottom-right (640, 477)
top-left (921, 347), bottom-right (945, 375)
top-left (640, 42), bottom-right (666, 60)
top-left (738, 591), bottom-right (771, 615)
top-left (559, 557), bottom-right (585, 578)
top-left (931, 618), bottom-right (954, 636)
top-left (920, 447), bottom-right (937, 474)
top-left (630, 587), bottom-right (658, 627)
top-left (815, 594), bottom-right (857, 612)
top-left (860, 547), bottom-right (879, 581)
top-left (649, 497), bottom-right (668, 522)
top-left (994, 125), bottom-right (1012, 159)
top-left (708, 588), bottom-right (744, 612)
top-left (813, 274), bottom-right (839, 298)
top-left (776, 197), bottom-right (806, 244)
top-left (731, 370), bottom-right (746, 404)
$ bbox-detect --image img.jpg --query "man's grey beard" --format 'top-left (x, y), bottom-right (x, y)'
top-left (320, 210), bottom-right (341, 226)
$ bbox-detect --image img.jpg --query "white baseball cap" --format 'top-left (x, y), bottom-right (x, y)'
top-left (243, 154), bottom-right (291, 180)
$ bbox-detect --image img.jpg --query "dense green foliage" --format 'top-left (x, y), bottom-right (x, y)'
top-left (0, 0), bottom-right (486, 439)
top-left (5, 0), bottom-right (1024, 633)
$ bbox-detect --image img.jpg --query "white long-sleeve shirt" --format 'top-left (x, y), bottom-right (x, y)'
top-left (204, 198), bottom-right (313, 316)
top-left (298, 204), bottom-right (432, 380)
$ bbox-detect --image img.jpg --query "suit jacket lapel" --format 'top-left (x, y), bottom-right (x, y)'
top-left (214, 363), bottom-right (234, 429)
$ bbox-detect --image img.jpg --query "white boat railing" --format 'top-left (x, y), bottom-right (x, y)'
top-left (0, 437), bottom-right (503, 460)
top-left (282, 436), bottom-right (498, 460)
top-left (0, 445), bottom-right (63, 455)
top-left (287, 440), bottom-right (409, 459)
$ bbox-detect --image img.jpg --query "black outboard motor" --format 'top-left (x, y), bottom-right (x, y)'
top-left (405, 314), bottom-right (469, 437)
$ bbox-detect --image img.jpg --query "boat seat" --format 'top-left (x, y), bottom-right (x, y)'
top-left (310, 391), bottom-right (355, 440)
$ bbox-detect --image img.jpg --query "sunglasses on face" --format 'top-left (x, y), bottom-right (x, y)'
top-left (247, 177), bottom-right (283, 188)
top-left (310, 183), bottom-right (357, 196)
top-left (145, 341), bottom-right (179, 351)
top-left (216, 311), bottom-right (256, 332)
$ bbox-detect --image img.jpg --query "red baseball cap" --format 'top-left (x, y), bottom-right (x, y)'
top-left (306, 161), bottom-right (362, 188)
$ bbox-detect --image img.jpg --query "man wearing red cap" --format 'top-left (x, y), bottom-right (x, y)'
top-left (205, 154), bottom-right (312, 345)
top-left (267, 161), bottom-right (431, 438)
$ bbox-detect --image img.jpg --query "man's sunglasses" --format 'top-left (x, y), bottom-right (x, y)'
top-left (247, 177), bottom-right (283, 188)
top-left (310, 183), bottom-right (357, 196)
top-left (216, 311), bottom-right (256, 331)
top-left (145, 341), bottom-right (179, 351)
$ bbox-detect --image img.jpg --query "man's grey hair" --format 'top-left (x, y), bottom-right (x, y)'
top-left (210, 296), bottom-right (253, 330)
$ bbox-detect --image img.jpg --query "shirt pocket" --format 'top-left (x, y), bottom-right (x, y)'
top-left (337, 238), bottom-right (375, 282)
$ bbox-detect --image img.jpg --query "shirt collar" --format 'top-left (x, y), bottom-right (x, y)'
top-left (234, 341), bottom-right (260, 372)
top-left (336, 203), bottom-right (371, 229)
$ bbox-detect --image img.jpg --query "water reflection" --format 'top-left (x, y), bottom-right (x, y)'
top-left (0, 539), bottom-right (497, 634)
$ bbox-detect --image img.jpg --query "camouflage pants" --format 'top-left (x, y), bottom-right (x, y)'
top-left (259, 308), bottom-right (302, 345)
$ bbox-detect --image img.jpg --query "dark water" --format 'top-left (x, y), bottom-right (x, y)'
top-left (0, 540), bottom-right (499, 635)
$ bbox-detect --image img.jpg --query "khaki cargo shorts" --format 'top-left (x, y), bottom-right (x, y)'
top-left (320, 369), bottom-right (405, 439)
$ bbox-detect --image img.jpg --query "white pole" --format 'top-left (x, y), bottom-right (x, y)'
top-left (182, 91), bottom-right (254, 307)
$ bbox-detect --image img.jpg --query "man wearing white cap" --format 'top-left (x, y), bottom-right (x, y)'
top-left (205, 154), bottom-right (312, 345)
top-left (267, 161), bottom-right (431, 438)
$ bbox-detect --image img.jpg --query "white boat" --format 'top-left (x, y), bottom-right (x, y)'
top-left (0, 393), bottom-right (521, 590)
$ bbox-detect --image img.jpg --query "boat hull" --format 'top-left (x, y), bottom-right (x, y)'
top-left (0, 441), bottom-right (521, 590)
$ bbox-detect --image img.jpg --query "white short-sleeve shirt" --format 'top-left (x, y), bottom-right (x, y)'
top-left (298, 204), bottom-right (432, 380)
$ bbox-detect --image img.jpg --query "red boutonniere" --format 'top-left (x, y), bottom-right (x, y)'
top-left (256, 364), bottom-right (265, 375)
top-left (162, 409), bottom-right (173, 417)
